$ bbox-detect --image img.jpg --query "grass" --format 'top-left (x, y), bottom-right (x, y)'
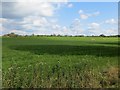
top-left (2, 36), bottom-right (120, 88)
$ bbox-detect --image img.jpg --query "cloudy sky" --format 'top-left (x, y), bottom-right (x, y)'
top-left (0, 1), bottom-right (118, 36)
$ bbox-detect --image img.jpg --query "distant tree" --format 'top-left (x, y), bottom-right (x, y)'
top-left (57, 34), bottom-right (61, 37)
top-left (92, 35), bottom-right (98, 37)
top-left (25, 35), bottom-right (28, 37)
top-left (69, 35), bottom-right (72, 37)
top-left (77, 35), bottom-right (84, 37)
top-left (3, 32), bottom-right (19, 37)
top-left (53, 34), bottom-right (56, 36)
top-left (31, 34), bottom-right (34, 36)
top-left (116, 35), bottom-right (120, 37)
top-left (99, 34), bottom-right (106, 37)
top-left (37, 35), bottom-right (40, 37)
top-left (50, 34), bottom-right (56, 36)
top-left (65, 35), bottom-right (68, 37)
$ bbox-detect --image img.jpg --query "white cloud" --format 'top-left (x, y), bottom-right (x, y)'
top-left (1, 15), bottom-right (62, 35)
top-left (92, 11), bottom-right (100, 16)
top-left (0, 18), bottom-right (21, 34)
top-left (15, 2), bottom-right (55, 17)
top-left (2, 2), bottom-right (57, 18)
top-left (52, 24), bottom-right (61, 30)
top-left (1, 16), bottom-right (82, 36)
top-left (51, 24), bottom-right (69, 35)
top-left (87, 22), bottom-right (118, 36)
top-left (33, 18), bottom-right (48, 27)
top-left (78, 10), bottom-right (83, 14)
top-left (80, 14), bottom-right (88, 19)
top-left (10, 30), bottom-right (27, 35)
top-left (70, 18), bottom-right (85, 35)
top-left (78, 10), bottom-right (100, 20)
top-left (0, 24), bottom-right (3, 32)
top-left (89, 22), bottom-right (100, 28)
top-left (104, 29), bottom-right (118, 35)
top-left (62, 26), bottom-right (69, 35)
top-left (1, 1), bottom-right (72, 35)
top-left (2, 2), bottom-right (85, 36)
top-left (0, 18), bottom-right (8, 23)
top-left (0, 23), bottom-right (11, 34)
top-left (105, 19), bottom-right (117, 24)
top-left (22, 24), bottom-right (33, 30)
top-left (87, 22), bottom-right (101, 35)
top-left (67, 3), bottom-right (73, 8)
top-left (50, 18), bottom-right (85, 35)
top-left (1, 16), bottom-right (117, 36)
top-left (87, 11), bottom-right (100, 17)
top-left (0, 18), bottom-right (8, 34)
top-left (20, 16), bottom-right (51, 31)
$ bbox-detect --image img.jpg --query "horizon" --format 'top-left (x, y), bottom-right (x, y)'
top-left (2, 32), bottom-right (119, 37)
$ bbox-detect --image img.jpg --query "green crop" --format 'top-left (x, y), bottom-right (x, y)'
top-left (2, 36), bottom-right (120, 88)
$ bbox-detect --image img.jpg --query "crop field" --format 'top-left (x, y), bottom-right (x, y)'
top-left (2, 36), bottom-right (120, 88)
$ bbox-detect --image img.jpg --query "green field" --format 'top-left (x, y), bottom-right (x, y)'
top-left (2, 36), bottom-right (120, 88)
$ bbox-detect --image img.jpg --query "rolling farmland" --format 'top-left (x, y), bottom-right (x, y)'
top-left (2, 36), bottom-right (120, 88)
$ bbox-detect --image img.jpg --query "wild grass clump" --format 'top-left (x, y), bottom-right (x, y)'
top-left (2, 62), bottom-right (119, 88)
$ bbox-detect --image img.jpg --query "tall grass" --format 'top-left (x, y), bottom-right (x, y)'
top-left (2, 62), bottom-right (119, 88)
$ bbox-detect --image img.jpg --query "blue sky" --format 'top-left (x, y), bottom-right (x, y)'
top-left (0, 1), bottom-right (118, 36)
top-left (57, 2), bottom-right (118, 26)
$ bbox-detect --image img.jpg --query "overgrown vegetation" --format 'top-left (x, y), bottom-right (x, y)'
top-left (2, 36), bottom-right (120, 88)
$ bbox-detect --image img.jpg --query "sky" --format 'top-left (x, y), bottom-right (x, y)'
top-left (0, 1), bottom-right (118, 36)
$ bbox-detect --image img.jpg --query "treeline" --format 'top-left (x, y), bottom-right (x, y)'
top-left (2, 33), bottom-right (120, 37)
